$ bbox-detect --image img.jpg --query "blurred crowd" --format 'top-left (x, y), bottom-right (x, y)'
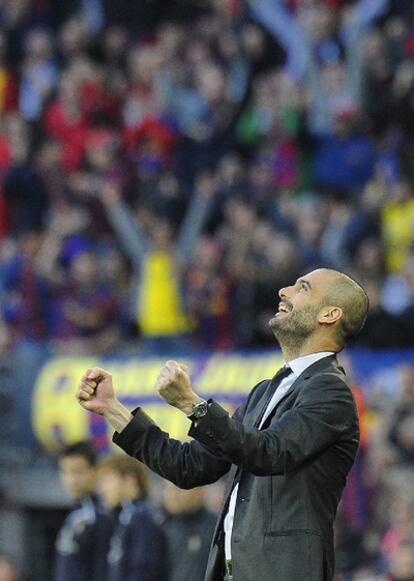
top-left (331, 361), bottom-right (414, 580)
top-left (1, 0), bottom-right (414, 580)
top-left (0, 0), bottom-right (414, 355)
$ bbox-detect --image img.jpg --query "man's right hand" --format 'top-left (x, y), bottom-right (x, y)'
top-left (76, 367), bottom-right (133, 433)
top-left (76, 367), bottom-right (116, 416)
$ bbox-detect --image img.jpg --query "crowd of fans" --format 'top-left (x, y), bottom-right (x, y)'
top-left (331, 361), bottom-right (414, 580)
top-left (0, 0), bottom-right (414, 580)
top-left (0, 0), bottom-right (414, 354)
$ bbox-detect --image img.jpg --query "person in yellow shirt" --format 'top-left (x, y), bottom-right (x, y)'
top-left (101, 174), bottom-right (215, 352)
top-left (381, 180), bottom-right (414, 272)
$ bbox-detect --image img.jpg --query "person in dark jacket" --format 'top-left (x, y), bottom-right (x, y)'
top-left (54, 441), bottom-right (112, 581)
top-left (162, 482), bottom-right (217, 581)
top-left (76, 268), bottom-right (369, 581)
top-left (97, 454), bottom-right (169, 581)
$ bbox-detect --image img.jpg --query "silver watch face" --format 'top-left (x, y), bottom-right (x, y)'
top-left (192, 400), bottom-right (208, 418)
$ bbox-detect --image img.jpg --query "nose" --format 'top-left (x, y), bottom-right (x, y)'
top-left (278, 286), bottom-right (290, 299)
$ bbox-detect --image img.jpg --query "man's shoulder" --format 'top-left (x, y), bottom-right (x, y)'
top-left (299, 358), bottom-right (356, 406)
top-left (300, 355), bottom-right (348, 384)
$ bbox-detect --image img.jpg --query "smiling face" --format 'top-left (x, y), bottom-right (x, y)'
top-left (270, 273), bottom-right (325, 338)
top-left (269, 269), bottom-right (346, 358)
top-left (269, 269), bottom-right (369, 358)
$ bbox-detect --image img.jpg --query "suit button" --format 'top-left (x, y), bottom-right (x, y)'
top-left (233, 535), bottom-right (241, 543)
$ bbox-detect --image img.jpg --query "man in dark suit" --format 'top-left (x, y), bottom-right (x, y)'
top-left (97, 455), bottom-right (168, 581)
top-left (76, 268), bottom-right (369, 581)
top-left (54, 442), bottom-right (113, 581)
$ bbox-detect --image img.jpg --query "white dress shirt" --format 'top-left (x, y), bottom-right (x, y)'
top-left (223, 351), bottom-right (334, 560)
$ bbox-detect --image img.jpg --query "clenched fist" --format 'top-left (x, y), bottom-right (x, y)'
top-left (155, 360), bottom-right (199, 415)
top-left (76, 367), bottom-right (116, 416)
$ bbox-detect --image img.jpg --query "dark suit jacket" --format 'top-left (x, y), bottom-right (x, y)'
top-left (113, 355), bottom-right (359, 581)
top-left (107, 500), bottom-right (168, 581)
top-left (54, 495), bottom-right (113, 581)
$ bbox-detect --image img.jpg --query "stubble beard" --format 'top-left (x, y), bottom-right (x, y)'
top-left (269, 305), bottom-right (321, 353)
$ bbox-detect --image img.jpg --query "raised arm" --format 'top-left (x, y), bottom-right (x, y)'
top-left (175, 172), bottom-right (216, 265)
top-left (188, 377), bottom-right (359, 475)
top-left (341, 0), bottom-right (390, 106)
top-left (151, 361), bottom-right (358, 477)
top-left (344, 0), bottom-right (389, 35)
top-left (75, 366), bottom-right (230, 489)
top-left (248, 0), bottom-right (310, 81)
top-left (101, 184), bottom-right (151, 268)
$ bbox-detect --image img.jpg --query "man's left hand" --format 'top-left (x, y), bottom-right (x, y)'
top-left (156, 360), bottom-right (199, 415)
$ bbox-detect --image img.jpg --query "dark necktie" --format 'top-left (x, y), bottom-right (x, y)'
top-left (254, 365), bottom-right (293, 428)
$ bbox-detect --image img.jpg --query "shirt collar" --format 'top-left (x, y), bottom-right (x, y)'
top-left (287, 351), bottom-right (335, 378)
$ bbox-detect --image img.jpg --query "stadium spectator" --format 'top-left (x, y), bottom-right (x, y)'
top-left (351, 279), bottom-right (409, 348)
top-left (381, 180), bottom-right (414, 273)
top-left (54, 441), bottom-right (112, 581)
top-left (48, 249), bottom-right (121, 354)
top-left (100, 176), bottom-right (215, 352)
top-left (18, 28), bottom-right (57, 121)
top-left (0, 230), bottom-right (50, 342)
top-left (162, 482), bottom-right (217, 581)
top-left (389, 365), bottom-right (414, 464)
top-left (97, 455), bottom-right (168, 581)
top-left (186, 235), bottom-right (234, 350)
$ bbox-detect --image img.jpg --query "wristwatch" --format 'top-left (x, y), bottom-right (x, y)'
top-left (188, 399), bottom-right (209, 421)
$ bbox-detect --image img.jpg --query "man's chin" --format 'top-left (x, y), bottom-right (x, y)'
top-left (268, 316), bottom-right (284, 335)
top-left (269, 314), bottom-right (293, 341)
top-left (269, 314), bottom-right (287, 328)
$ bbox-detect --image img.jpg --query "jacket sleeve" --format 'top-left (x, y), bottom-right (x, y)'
top-left (188, 375), bottom-right (359, 476)
top-left (112, 407), bottom-right (231, 489)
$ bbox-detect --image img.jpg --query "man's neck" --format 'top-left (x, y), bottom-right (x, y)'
top-left (280, 339), bottom-right (337, 362)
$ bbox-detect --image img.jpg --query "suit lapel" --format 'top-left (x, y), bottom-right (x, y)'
top-left (260, 355), bottom-right (342, 428)
top-left (252, 382), bottom-right (277, 428)
top-left (260, 377), bottom-right (302, 429)
top-left (251, 368), bottom-right (293, 428)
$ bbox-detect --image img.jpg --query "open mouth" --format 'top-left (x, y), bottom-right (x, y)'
top-left (274, 301), bottom-right (292, 318)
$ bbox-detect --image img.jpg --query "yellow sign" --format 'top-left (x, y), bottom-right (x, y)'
top-left (32, 353), bottom-right (283, 450)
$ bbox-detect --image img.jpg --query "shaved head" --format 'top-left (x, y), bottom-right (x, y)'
top-left (321, 269), bottom-right (369, 347)
top-left (270, 268), bottom-right (369, 358)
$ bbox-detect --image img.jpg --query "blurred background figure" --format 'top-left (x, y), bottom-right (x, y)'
top-left (100, 175), bottom-right (216, 354)
top-left (97, 455), bottom-right (168, 581)
top-left (54, 441), bottom-right (111, 581)
top-left (0, 556), bottom-right (19, 581)
top-left (162, 482), bottom-right (217, 581)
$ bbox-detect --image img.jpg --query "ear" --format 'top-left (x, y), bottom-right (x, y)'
top-left (318, 306), bottom-right (343, 326)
